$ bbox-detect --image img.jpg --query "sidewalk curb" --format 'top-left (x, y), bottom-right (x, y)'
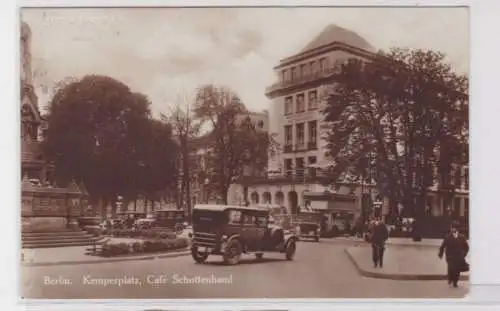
top-left (344, 248), bottom-right (469, 281)
top-left (332, 238), bottom-right (441, 248)
top-left (22, 249), bottom-right (191, 267)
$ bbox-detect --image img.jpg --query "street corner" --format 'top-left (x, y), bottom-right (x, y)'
top-left (343, 246), bottom-right (469, 281)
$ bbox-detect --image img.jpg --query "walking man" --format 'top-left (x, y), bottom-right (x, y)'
top-left (438, 222), bottom-right (469, 287)
top-left (370, 217), bottom-right (389, 268)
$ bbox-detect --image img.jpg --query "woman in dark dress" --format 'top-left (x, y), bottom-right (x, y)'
top-left (438, 223), bottom-right (469, 287)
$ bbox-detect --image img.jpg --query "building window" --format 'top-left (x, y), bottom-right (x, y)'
top-left (281, 70), bottom-right (286, 83)
top-left (296, 158), bottom-right (305, 178)
top-left (308, 156), bottom-right (317, 177)
top-left (296, 94), bottom-right (305, 113)
top-left (285, 96), bottom-right (293, 115)
top-left (311, 61), bottom-right (318, 75)
top-left (284, 125), bottom-right (293, 146)
top-left (302, 63), bottom-right (310, 77)
top-left (257, 120), bottom-right (264, 129)
top-left (296, 123), bottom-right (305, 148)
top-left (308, 90), bottom-right (318, 110)
top-left (464, 168), bottom-right (469, 189)
top-left (308, 121), bottom-right (317, 146)
top-left (300, 64), bottom-right (306, 78)
top-left (319, 58), bottom-right (327, 71)
top-left (285, 159), bottom-right (293, 177)
top-left (291, 67), bottom-right (298, 81)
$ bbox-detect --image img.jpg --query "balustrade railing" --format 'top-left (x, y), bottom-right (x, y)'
top-left (242, 168), bottom-right (330, 184)
top-left (266, 66), bottom-right (341, 93)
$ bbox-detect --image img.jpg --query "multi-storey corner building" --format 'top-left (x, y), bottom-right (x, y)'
top-left (228, 24), bottom-right (469, 228)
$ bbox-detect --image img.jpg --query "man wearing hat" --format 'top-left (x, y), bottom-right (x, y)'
top-left (370, 217), bottom-right (389, 268)
top-left (438, 222), bottom-right (469, 287)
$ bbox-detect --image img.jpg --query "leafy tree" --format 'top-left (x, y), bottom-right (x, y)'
top-left (42, 75), bottom-right (179, 215)
top-left (323, 48), bottom-right (468, 220)
top-left (163, 92), bottom-right (202, 216)
top-left (194, 84), bottom-right (277, 204)
top-left (132, 118), bottom-right (180, 212)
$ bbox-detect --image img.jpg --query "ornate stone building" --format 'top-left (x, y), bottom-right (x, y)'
top-left (20, 21), bottom-right (50, 182)
top-left (20, 22), bottom-right (89, 237)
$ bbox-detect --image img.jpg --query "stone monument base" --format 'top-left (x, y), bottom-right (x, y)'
top-left (21, 217), bottom-right (70, 233)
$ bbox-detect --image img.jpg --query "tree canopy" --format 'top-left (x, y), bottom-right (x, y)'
top-left (42, 75), bottom-right (179, 213)
top-left (323, 48), bottom-right (468, 218)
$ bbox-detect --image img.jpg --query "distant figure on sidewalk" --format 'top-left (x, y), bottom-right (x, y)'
top-left (370, 217), bottom-right (389, 268)
top-left (438, 222), bottom-right (469, 288)
top-left (354, 218), bottom-right (364, 238)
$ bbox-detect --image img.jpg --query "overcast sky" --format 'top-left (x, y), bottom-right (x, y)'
top-left (21, 7), bottom-right (469, 116)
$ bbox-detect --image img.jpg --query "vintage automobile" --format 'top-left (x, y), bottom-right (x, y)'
top-left (134, 218), bottom-right (156, 230)
top-left (295, 210), bottom-right (322, 242)
top-left (152, 209), bottom-right (186, 233)
top-left (255, 204), bottom-right (293, 230)
top-left (190, 204), bottom-right (298, 265)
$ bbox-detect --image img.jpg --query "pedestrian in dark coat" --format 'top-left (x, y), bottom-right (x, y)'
top-left (438, 223), bottom-right (469, 287)
top-left (370, 218), bottom-right (389, 268)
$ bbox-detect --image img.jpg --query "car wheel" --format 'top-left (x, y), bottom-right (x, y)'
top-left (255, 253), bottom-right (264, 260)
top-left (191, 245), bottom-right (209, 264)
top-left (285, 240), bottom-right (296, 260)
top-left (223, 239), bottom-right (242, 265)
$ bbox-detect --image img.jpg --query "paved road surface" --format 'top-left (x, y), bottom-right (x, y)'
top-left (20, 241), bottom-right (468, 299)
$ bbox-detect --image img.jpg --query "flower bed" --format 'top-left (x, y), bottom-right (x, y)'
top-left (102, 229), bottom-right (177, 240)
top-left (98, 237), bottom-right (188, 257)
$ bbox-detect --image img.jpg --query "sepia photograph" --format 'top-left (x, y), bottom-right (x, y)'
top-left (19, 6), bottom-right (469, 300)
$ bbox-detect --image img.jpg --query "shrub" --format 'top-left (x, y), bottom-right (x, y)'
top-left (102, 242), bottom-right (130, 256)
top-left (157, 232), bottom-right (176, 239)
top-left (105, 229), bottom-right (177, 240)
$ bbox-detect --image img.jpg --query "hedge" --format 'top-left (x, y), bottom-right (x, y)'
top-left (102, 229), bottom-right (177, 240)
top-left (98, 237), bottom-right (189, 257)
